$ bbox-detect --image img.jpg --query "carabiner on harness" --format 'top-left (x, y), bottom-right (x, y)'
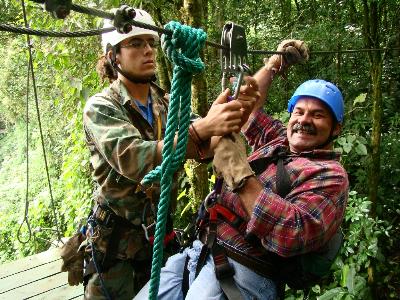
top-left (204, 178), bottom-right (224, 211)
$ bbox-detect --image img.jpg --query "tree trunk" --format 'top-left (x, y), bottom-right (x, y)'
top-left (153, 7), bottom-right (172, 91)
top-left (362, 1), bottom-right (384, 297)
top-left (182, 0), bottom-right (209, 208)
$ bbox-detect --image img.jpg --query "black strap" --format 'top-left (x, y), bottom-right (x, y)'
top-left (206, 208), bottom-right (244, 300)
top-left (276, 158), bottom-right (292, 198)
top-left (182, 255), bottom-right (191, 298)
top-left (249, 151), bottom-right (292, 198)
top-left (212, 242), bottom-right (244, 300)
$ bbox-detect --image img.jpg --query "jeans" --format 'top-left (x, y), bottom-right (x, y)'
top-left (134, 240), bottom-right (277, 300)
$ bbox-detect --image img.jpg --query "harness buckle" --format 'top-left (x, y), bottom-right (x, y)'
top-left (92, 204), bottom-right (114, 227)
top-left (204, 190), bottom-right (217, 211)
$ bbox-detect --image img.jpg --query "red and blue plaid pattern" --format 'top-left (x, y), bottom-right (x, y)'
top-left (217, 109), bottom-right (349, 258)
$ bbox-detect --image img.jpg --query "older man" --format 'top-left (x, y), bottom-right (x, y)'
top-left (135, 40), bottom-right (347, 300)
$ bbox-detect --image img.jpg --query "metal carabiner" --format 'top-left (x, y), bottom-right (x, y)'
top-left (230, 64), bottom-right (253, 100)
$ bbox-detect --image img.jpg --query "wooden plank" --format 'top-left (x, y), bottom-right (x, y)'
top-left (0, 247), bottom-right (61, 279)
top-left (0, 266), bottom-right (83, 300)
top-left (0, 246), bottom-right (83, 300)
top-left (26, 282), bottom-right (83, 300)
top-left (0, 254), bottom-right (62, 293)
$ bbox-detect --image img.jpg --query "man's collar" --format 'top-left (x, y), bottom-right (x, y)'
top-left (290, 148), bottom-right (341, 161)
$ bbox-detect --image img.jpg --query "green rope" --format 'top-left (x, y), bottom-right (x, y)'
top-left (141, 21), bottom-right (206, 299)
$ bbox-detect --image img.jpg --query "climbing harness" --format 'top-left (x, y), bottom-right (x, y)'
top-left (189, 149), bottom-right (344, 299)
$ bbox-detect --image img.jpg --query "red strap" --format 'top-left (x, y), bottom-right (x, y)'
top-left (148, 230), bottom-right (176, 246)
top-left (214, 204), bottom-right (237, 224)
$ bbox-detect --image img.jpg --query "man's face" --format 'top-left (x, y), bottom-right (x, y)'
top-left (114, 34), bottom-right (157, 80)
top-left (287, 97), bottom-right (341, 153)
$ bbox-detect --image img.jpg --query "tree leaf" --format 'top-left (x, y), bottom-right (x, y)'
top-left (317, 287), bottom-right (346, 300)
top-left (353, 93), bottom-right (367, 105)
top-left (355, 143), bottom-right (368, 155)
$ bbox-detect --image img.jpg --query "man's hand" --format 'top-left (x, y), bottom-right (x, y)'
top-left (193, 89), bottom-right (243, 140)
top-left (237, 76), bottom-right (260, 128)
top-left (264, 39), bottom-right (309, 75)
top-left (60, 232), bottom-right (85, 286)
top-left (213, 132), bottom-right (254, 191)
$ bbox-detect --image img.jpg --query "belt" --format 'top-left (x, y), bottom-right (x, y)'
top-left (92, 203), bottom-right (141, 230)
top-left (219, 240), bottom-right (280, 280)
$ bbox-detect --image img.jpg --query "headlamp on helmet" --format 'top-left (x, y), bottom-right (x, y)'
top-left (101, 8), bottom-right (159, 54)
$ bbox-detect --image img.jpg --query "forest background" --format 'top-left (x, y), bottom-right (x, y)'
top-left (0, 0), bottom-right (399, 299)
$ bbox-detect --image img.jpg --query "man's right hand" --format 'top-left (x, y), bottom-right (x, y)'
top-left (193, 90), bottom-right (245, 140)
top-left (194, 77), bottom-right (260, 140)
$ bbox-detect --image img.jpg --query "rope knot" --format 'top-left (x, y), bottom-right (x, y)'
top-left (161, 21), bottom-right (207, 73)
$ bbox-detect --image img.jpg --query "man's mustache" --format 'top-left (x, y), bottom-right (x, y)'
top-left (292, 123), bottom-right (317, 135)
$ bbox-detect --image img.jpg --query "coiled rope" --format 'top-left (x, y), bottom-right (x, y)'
top-left (140, 21), bottom-right (206, 300)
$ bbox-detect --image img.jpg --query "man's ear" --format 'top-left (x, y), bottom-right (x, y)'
top-left (333, 123), bottom-right (342, 137)
top-left (106, 49), bottom-right (119, 65)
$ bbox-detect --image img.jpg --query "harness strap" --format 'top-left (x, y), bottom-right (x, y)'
top-left (249, 149), bottom-right (292, 198)
top-left (182, 255), bottom-right (191, 298)
top-left (276, 157), bottom-right (292, 198)
top-left (212, 242), bottom-right (244, 300)
top-left (208, 205), bottom-right (244, 300)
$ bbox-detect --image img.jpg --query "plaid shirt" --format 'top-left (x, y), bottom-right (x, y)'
top-left (217, 109), bottom-right (349, 258)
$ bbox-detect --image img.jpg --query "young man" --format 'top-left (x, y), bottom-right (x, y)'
top-left (135, 40), bottom-right (349, 300)
top-left (82, 8), bottom-right (259, 300)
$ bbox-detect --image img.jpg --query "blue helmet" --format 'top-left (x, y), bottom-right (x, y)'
top-left (287, 79), bottom-right (344, 123)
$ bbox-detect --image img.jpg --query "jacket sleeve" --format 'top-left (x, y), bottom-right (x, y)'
top-left (83, 95), bottom-right (158, 182)
top-left (246, 160), bottom-right (349, 257)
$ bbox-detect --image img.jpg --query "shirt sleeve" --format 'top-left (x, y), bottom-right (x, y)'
top-left (243, 109), bottom-right (287, 151)
top-left (83, 95), bottom-right (158, 182)
top-left (246, 161), bottom-right (349, 257)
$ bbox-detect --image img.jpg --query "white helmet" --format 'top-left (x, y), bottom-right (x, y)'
top-left (101, 8), bottom-right (159, 53)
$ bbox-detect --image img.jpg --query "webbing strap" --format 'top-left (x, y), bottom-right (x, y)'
top-left (249, 151), bottom-right (292, 198)
top-left (212, 242), bottom-right (244, 300)
top-left (205, 206), bottom-right (244, 300)
top-left (276, 158), bottom-right (292, 198)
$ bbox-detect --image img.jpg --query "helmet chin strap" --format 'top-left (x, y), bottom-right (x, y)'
top-left (108, 45), bottom-right (156, 84)
top-left (112, 63), bottom-right (156, 84)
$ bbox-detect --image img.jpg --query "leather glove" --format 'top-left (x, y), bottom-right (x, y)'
top-left (60, 231), bottom-right (85, 286)
top-left (264, 39), bottom-right (309, 75)
top-left (213, 132), bottom-right (254, 191)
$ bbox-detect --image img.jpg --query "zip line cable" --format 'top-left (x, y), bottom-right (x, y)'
top-left (0, 23), bottom-right (115, 37)
top-left (1, 22), bottom-right (400, 56)
top-left (2, 2), bottom-right (400, 54)
top-left (16, 0), bottom-right (62, 244)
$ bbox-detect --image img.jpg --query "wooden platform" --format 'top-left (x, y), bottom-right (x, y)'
top-left (0, 247), bottom-right (83, 300)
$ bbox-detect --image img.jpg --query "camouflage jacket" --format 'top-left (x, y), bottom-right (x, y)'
top-left (83, 79), bottom-right (172, 259)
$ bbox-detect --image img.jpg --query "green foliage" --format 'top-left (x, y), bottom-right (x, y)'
top-left (0, 0), bottom-right (399, 297)
top-left (285, 191), bottom-right (392, 299)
